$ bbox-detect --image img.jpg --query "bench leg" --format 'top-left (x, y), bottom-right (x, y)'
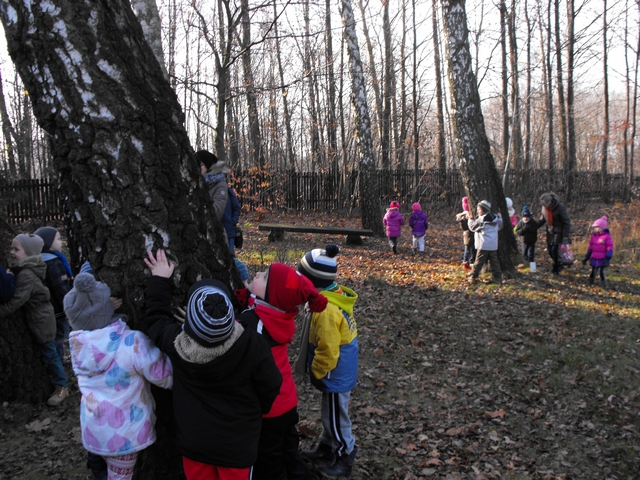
top-left (268, 230), bottom-right (285, 242)
top-left (346, 235), bottom-right (363, 246)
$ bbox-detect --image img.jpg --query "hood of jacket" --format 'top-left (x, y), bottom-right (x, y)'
top-left (69, 318), bottom-right (128, 376)
top-left (13, 255), bottom-right (46, 280)
top-left (252, 299), bottom-right (297, 345)
top-left (321, 285), bottom-right (357, 317)
top-left (386, 209), bottom-right (402, 220)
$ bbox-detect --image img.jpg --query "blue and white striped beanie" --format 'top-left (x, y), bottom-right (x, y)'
top-left (184, 279), bottom-right (235, 346)
top-left (297, 244), bottom-right (340, 289)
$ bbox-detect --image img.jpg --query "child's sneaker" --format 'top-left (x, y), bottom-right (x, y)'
top-left (463, 262), bottom-right (471, 271)
top-left (47, 386), bottom-right (68, 406)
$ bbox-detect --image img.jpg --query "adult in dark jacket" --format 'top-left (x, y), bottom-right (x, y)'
top-left (222, 187), bottom-right (241, 255)
top-left (142, 249), bottom-right (282, 479)
top-left (196, 149), bottom-right (229, 221)
top-left (540, 193), bottom-right (571, 274)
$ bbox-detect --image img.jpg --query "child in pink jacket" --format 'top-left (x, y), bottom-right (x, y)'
top-left (65, 272), bottom-right (173, 480)
top-left (582, 216), bottom-right (614, 285)
top-left (383, 201), bottom-right (404, 255)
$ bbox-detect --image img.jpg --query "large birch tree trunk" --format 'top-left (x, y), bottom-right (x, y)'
top-left (440, 0), bottom-right (516, 272)
top-left (341, 0), bottom-right (382, 233)
top-left (0, 1), bottom-right (237, 477)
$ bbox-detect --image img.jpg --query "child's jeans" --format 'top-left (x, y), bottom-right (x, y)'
top-left (387, 237), bottom-right (398, 249)
top-left (471, 250), bottom-right (502, 280)
top-left (523, 243), bottom-right (536, 263)
top-left (412, 235), bottom-right (425, 252)
top-left (54, 315), bottom-right (70, 362)
top-left (320, 391), bottom-right (355, 458)
top-left (87, 452), bottom-right (107, 480)
top-left (38, 340), bottom-right (67, 388)
top-left (463, 245), bottom-right (476, 264)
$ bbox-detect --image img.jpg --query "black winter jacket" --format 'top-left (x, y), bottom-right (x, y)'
top-left (543, 196), bottom-right (571, 245)
top-left (515, 217), bottom-right (545, 245)
top-left (143, 276), bottom-right (282, 468)
top-left (41, 253), bottom-right (71, 319)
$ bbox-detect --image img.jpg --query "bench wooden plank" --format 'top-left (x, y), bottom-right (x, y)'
top-left (258, 223), bottom-right (374, 244)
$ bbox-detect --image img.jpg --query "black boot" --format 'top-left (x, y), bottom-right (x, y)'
top-left (319, 446), bottom-right (357, 479)
top-left (301, 442), bottom-right (334, 463)
top-left (392, 245), bottom-right (397, 255)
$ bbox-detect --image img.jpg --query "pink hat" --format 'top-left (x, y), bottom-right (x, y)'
top-left (462, 197), bottom-right (469, 212)
top-left (390, 201), bottom-right (400, 209)
top-left (592, 216), bottom-right (608, 229)
top-left (412, 202), bottom-right (421, 211)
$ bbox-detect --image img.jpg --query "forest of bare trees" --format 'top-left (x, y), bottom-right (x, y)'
top-left (0, 0), bottom-right (638, 201)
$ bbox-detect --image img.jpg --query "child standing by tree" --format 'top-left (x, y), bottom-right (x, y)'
top-left (383, 201), bottom-right (404, 255)
top-left (35, 227), bottom-right (73, 364)
top-left (0, 262), bottom-right (15, 304)
top-left (409, 203), bottom-right (429, 255)
top-left (237, 262), bottom-right (328, 480)
top-left (515, 206), bottom-right (545, 272)
top-left (0, 234), bottom-right (68, 406)
top-left (456, 197), bottom-right (475, 270)
top-left (297, 244), bottom-right (359, 479)
top-left (468, 200), bottom-right (503, 284)
top-left (142, 249), bottom-right (282, 480)
top-left (582, 216), bottom-right (614, 285)
top-left (64, 272), bottom-right (173, 480)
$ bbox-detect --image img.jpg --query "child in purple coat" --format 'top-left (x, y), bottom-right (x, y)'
top-left (582, 216), bottom-right (614, 285)
top-left (383, 201), bottom-right (404, 255)
top-left (409, 203), bottom-right (429, 254)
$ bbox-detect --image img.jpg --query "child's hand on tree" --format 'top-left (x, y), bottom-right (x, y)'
top-left (144, 249), bottom-right (175, 278)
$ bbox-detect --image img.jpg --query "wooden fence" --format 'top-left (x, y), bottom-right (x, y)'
top-left (2, 170), bottom-right (638, 224)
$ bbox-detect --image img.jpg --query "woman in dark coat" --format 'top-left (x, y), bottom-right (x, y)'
top-left (540, 193), bottom-right (571, 275)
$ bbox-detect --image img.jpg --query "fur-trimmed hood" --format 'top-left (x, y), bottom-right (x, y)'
top-left (174, 322), bottom-right (244, 364)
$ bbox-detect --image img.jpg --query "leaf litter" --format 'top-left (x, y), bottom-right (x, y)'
top-left (1, 204), bottom-right (639, 479)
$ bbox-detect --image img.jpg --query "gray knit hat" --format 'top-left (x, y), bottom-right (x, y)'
top-left (477, 200), bottom-right (492, 213)
top-left (64, 273), bottom-right (115, 331)
top-left (184, 279), bottom-right (235, 346)
top-left (14, 234), bottom-right (44, 257)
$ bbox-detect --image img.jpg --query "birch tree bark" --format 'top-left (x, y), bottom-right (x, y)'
top-left (0, 3), bottom-right (237, 475)
top-left (341, 0), bottom-right (382, 233)
top-left (440, 0), bottom-right (516, 271)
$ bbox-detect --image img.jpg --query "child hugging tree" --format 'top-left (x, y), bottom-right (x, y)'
top-left (0, 234), bottom-right (68, 406)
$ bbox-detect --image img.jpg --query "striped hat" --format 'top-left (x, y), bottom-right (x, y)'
top-left (234, 258), bottom-right (249, 282)
top-left (184, 279), bottom-right (235, 346)
top-left (297, 244), bottom-right (340, 289)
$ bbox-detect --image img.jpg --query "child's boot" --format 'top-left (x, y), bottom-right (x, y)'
top-left (530, 262), bottom-right (536, 272)
top-left (463, 261), bottom-right (471, 271)
top-left (47, 386), bottom-right (68, 406)
top-left (392, 245), bottom-right (397, 255)
top-left (301, 442), bottom-right (335, 463)
top-left (319, 446), bottom-right (357, 479)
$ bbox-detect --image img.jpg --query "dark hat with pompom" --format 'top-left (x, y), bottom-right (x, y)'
top-left (297, 244), bottom-right (340, 289)
top-left (184, 279), bottom-right (236, 346)
top-left (64, 273), bottom-right (115, 331)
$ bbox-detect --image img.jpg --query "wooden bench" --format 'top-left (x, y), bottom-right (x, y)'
top-left (258, 223), bottom-right (375, 245)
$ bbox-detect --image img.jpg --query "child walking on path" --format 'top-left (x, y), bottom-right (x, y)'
top-left (515, 206), bottom-right (545, 272)
top-left (456, 197), bottom-right (475, 270)
top-left (582, 216), bottom-right (614, 285)
top-left (409, 203), bottom-right (429, 254)
top-left (468, 200), bottom-right (503, 284)
top-left (142, 249), bottom-right (282, 480)
top-left (237, 262), bottom-right (328, 480)
top-left (35, 227), bottom-right (73, 364)
top-left (297, 245), bottom-right (359, 479)
top-left (383, 201), bottom-right (404, 255)
top-left (0, 234), bottom-right (68, 406)
top-left (64, 272), bottom-right (174, 480)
